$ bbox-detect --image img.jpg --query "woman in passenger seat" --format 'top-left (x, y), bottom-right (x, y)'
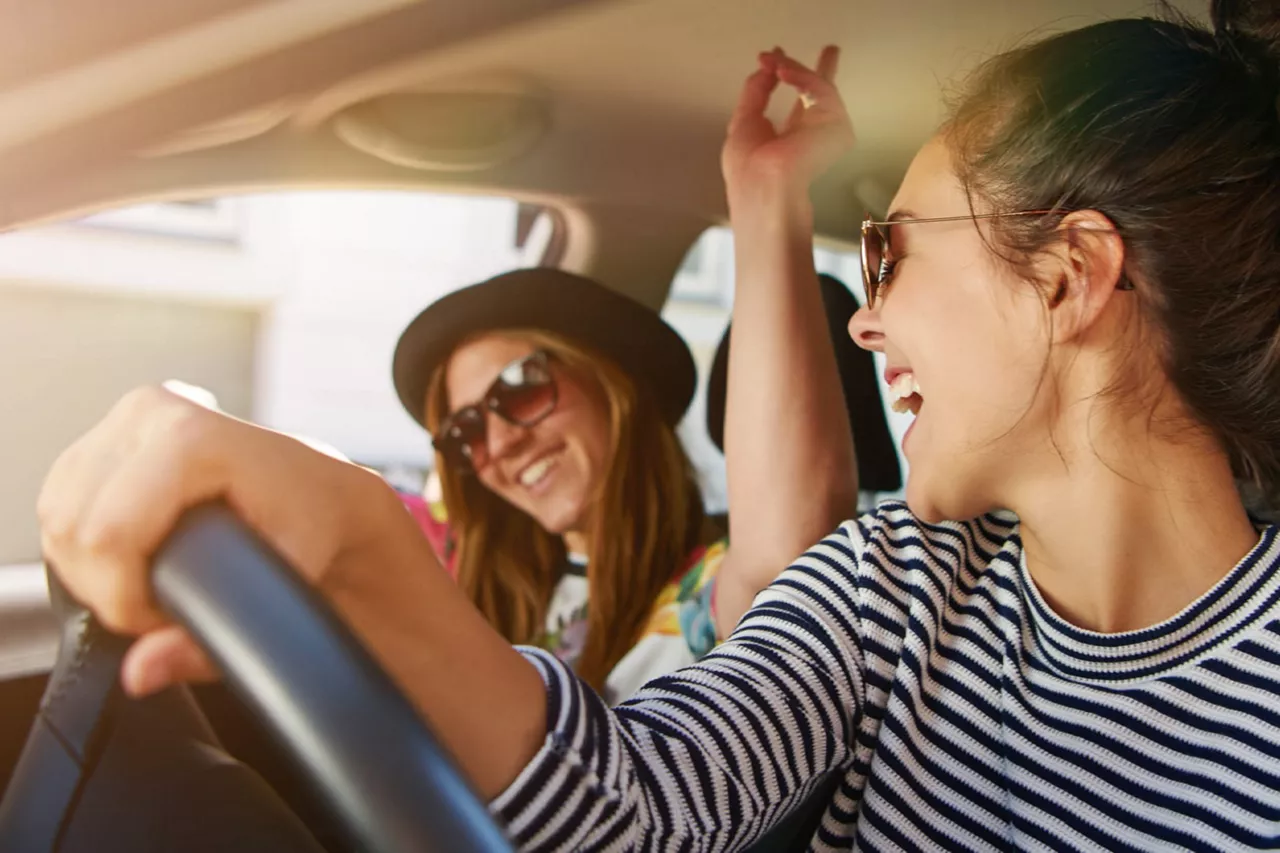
top-left (388, 268), bottom-right (725, 703)
top-left (47, 2), bottom-right (1280, 848)
top-left (380, 46), bottom-right (859, 704)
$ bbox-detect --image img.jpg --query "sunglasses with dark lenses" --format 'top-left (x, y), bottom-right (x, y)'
top-left (432, 350), bottom-right (557, 473)
top-left (861, 210), bottom-right (1085, 309)
top-left (860, 218), bottom-right (895, 310)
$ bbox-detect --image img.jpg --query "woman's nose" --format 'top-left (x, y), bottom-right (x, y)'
top-left (848, 304), bottom-right (886, 352)
top-left (485, 413), bottom-right (529, 462)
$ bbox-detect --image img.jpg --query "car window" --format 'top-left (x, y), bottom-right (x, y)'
top-left (0, 203), bottom-right (902, 567)
top-left (0, 191), bottom-right (561, 565)
top-left (663, 226), bottom-right (910, 516)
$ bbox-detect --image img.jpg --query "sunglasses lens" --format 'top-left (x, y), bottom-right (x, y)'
top-left (862, 223), bottom-right (885, 307)
top-left (492, 357), bottom-right (556, 426)
top-left (434, 353), bottom-right (557, 473)
top-left (434, 407), bottom-right (487, 472)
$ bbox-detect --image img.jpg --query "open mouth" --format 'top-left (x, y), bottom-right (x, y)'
top-left (888, 371), bottom-right (923, 416)
top-left (518, 453), bottom-right (558, 488)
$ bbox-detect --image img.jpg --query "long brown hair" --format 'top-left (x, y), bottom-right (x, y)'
top-left (425, 329), bottom-right (705, 690)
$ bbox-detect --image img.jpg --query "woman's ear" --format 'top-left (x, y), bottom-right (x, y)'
top-left (1041, 209), bottom-right (1127, 344)
top-left (1049, 276), bottom-right (1068, 309)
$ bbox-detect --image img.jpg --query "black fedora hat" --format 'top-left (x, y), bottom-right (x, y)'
top-left (393, 268), bottom-right (697, 429)
top-left (705, 274), bottom-right (902, 493)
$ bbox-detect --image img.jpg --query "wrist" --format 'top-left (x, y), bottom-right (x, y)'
top-left (726, 178), bottom-right (814, 231)
top-left (322, 465), bottom-right (412, 594)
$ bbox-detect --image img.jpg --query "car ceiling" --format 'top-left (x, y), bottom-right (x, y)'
top-left (0, 0), bottom-right (1204, 256)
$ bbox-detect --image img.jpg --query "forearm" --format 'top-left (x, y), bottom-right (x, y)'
top-left (715, 180), bottom-right (858, 635)
top-left (323, 481), bottom-right (546, 799)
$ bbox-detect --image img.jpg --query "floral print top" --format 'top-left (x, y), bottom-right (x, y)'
top-left (400, 489), bottom-right (725, 703)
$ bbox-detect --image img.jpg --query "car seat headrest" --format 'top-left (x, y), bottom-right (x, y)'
top-left (705, 273), bottom-right (902, 494)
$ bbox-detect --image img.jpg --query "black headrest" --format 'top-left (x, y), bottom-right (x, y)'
top-left (705, 274), bottom-right (902, 494)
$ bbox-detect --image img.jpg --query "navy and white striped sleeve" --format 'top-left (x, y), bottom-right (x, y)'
top-left (490, 524), bottom-right (872, 852)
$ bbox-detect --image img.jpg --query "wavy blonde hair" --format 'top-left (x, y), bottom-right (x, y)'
top-left (425, 329), bottom-right (704, 690)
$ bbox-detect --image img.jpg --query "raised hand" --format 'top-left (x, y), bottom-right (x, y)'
top-left (721, 45), bottom-right (854, 200)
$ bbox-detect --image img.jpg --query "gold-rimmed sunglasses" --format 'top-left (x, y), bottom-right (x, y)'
top-left (860, 210), bottom-right (1129, 309)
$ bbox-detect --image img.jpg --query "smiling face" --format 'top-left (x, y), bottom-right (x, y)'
top-left (850, 138), bottom-right (1059, 522)
top-left (439, 333), bottom-right (613, 538)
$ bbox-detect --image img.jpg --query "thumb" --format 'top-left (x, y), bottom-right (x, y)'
top-left (121, 625), bottom-right (218, 697)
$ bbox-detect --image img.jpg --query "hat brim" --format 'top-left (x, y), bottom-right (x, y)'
top-left (393, 268), bottom-right (696, 430)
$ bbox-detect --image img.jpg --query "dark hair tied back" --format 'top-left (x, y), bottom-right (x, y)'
top-left (945, 0), bottom-right (1280, 503)
top-left (1213, 0), bottom-right (1280, 114)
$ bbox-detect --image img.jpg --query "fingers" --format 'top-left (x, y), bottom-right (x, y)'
top-left (85, 400), bottom-right (225, 573)
top-left (77, 431), bottom-right (216, 633)
top-left (39, 390), bottom-right (154, 633)
top-left (724, 44), bottom-right (855, 190)
top-left (38, 397), bottom-right (134, 554)
top-left (782, 46), bottom-right (841, 130)
top-left (816, 44), bottom-right (840, 83)
top-left (734, 45), bottom-right (840, 134)
top-left (122, 626), bottom-right (218, 697)
top-left (39, 386), bottom-right (225, 636)
top-left (775, 49), bottom-right (842, 113)
top-left (728, 55), bottom-right (781, 134)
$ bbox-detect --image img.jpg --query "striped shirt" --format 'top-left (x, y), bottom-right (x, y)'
top-left (491, 501), bottom-right (1280, 851)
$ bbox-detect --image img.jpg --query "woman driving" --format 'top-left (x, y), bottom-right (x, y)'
top-left (38, 1), bottom-right (1280, 848)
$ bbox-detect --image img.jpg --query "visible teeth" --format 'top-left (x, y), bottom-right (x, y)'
top-left (889, 373), bottom-right (922, 414)
top-left (520, 457), bottom-right (553, 486)
top-left (889, 373), bottom-right (913, 398)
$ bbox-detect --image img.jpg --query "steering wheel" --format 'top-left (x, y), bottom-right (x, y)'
top-left (0, 503), bottom-right (512, 853)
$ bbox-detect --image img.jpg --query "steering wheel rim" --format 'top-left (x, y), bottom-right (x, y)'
top-left (151, 502), bottom-right (511, 853)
